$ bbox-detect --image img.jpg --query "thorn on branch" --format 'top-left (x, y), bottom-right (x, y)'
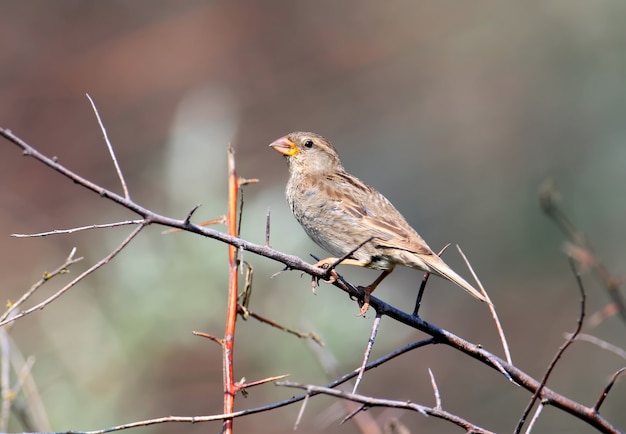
top-left (593, 367), bottom-right (626, 412)
top-left (192, 331), bottom-right (224, 346)
top-left (184, 204), bottom-right (202, 225)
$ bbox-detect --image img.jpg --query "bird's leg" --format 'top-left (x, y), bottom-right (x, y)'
top-left (357, 269), bottom-right (392, 316)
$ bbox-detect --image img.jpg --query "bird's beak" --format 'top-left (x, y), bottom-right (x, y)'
top-left (269, 136), bottom-right (299, 156)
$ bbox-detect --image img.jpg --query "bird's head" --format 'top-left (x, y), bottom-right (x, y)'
top-left (269, 131), bottom-right (343, 175)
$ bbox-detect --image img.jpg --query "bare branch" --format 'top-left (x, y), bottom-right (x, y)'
top-left (11, 220), bottom-right (143, 238)
top-left (1, 248), bottom-right (83, 323)
top-left (413, 244), bottom-right (450, 315)
top-left (428, 368), bottom-right (442, 410)
top-left (0, 224), bottom-right (146, 327)
top-left (457, 245), bottom-right (512, 364)
top-left (524, 403), bottom-right (545, 434)
top-left (353, 311), bottom-right (382, 394)
top-left (567, 333), bottom-right (626, 360)
top-left (277, 381), bottom-right (499, 434)
top-left (86, 94), bottom-right (130, 199)
top-left (593, 367), bottom-right (626, 412)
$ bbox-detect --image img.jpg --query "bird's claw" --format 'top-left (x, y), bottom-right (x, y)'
top-left (310, 266), bottom-right (338, 293)
top-left (356, 285), bottom-right (371, 317)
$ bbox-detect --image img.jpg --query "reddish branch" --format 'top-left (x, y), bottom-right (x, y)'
top-left (222, 144), bottom-right (239, 434)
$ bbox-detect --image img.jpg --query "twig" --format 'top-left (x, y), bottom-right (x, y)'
top-left (11, 220), bottom-right (143, 237)
top-left (277, 381), bottom-right (498, 433)
top-left (353, 311), bottom-right (382, 394)
top-left (86, 94), bottom-right (130, 199)
top-left (293, 391), bottom-right (310, 430)
top-left (515, 256), bottom-right (586, 433)
top-left (566, 333), bottom-right (626, 360)
top-left (524, 403), bottom-right (544, 434)
top-left (192, 331), bottom-right (223, 346)
top-left (457, 245), bottom-right (512, 364)
top-left (236, 306), bottom-right (323, 345)
top-left (428, 368), bottom-right (442, 409)
top-left (265, 207), bottom-right (271, 246)
top-left (0, 224), bottom-right (145, 327)
top-left (593, 367), bottom-right (626, 412)
top-left (413, 244), bottom-right (449, 316)
top-left (1, 247), bottom-right (83, 323)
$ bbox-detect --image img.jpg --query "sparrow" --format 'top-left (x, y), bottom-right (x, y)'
top-left (270, 131), bottom-right (486, 315)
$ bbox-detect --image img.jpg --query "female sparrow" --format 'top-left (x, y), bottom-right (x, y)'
top-left (270, 131), bottom-right (486, 315)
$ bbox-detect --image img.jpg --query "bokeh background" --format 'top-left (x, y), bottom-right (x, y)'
top-left (1, 2), bottom-right (626, 433)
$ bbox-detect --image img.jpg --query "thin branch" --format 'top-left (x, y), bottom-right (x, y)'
top-left (428, 368), bottom-right (442, 409)
top-left (567, 333), bottom-right (626, 360)
top-left (515, 256), bottom-right (586, 434)
top-left (353, 311), bottom-right (382, 394)
top-left (457, 245), bottom-right (512, 365)
top-left (524, 403), bottom-right (544, 434)
top-left (236, 305), bottom-right (323, 345)
top-left (278, 381), bottom-right (497, 434)
top-left (265, 207), bottom-right (271, 246)
top-left (593, 367), bottom-right (626, 412)
top-left (293, 391), bottom-right (310, 430)
top-left (192, 331), bottom-right (223, 346)
top-left (1, 247), bottom-right (83, 323)
top-left (11, 220), bottom-right (143, 237)
top-left (238, 374), bottom-right (290, 391)
top-left (413, 244), bottom-right (450, 316)
top-left (0, 224), bottom-right (146, 327)
top-left (86, 94), bottom-right (130, 199)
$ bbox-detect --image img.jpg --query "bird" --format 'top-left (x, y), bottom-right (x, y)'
top-left (269, 131), bottom-right (486, 315)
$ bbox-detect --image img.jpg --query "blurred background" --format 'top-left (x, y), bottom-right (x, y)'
top-left (1, 2), bottom-right (626, 433)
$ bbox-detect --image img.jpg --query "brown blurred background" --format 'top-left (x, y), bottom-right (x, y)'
top-left (1, 2), bottom-right (626, 433)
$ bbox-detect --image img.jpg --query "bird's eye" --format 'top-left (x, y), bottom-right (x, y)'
top-left (303, 140), bottom-right (314, 149)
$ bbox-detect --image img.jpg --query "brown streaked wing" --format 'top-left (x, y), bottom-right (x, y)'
top-left (328, 171), bottom-right (433, 256)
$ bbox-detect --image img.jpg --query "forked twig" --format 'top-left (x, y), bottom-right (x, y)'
top-left (0, 224), bottom-right (145, 327)
top-left (1, 248), bottom-right (83, 323)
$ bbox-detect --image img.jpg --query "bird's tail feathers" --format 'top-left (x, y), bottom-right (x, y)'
top-left (414, 254), bottom-right (487, 302)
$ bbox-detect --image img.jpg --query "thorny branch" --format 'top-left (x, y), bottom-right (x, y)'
top-left (1, 127), bottom-right (624, 433)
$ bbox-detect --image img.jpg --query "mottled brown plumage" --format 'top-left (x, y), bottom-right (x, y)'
top-left (270, 131), bottom-right (485, 315)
